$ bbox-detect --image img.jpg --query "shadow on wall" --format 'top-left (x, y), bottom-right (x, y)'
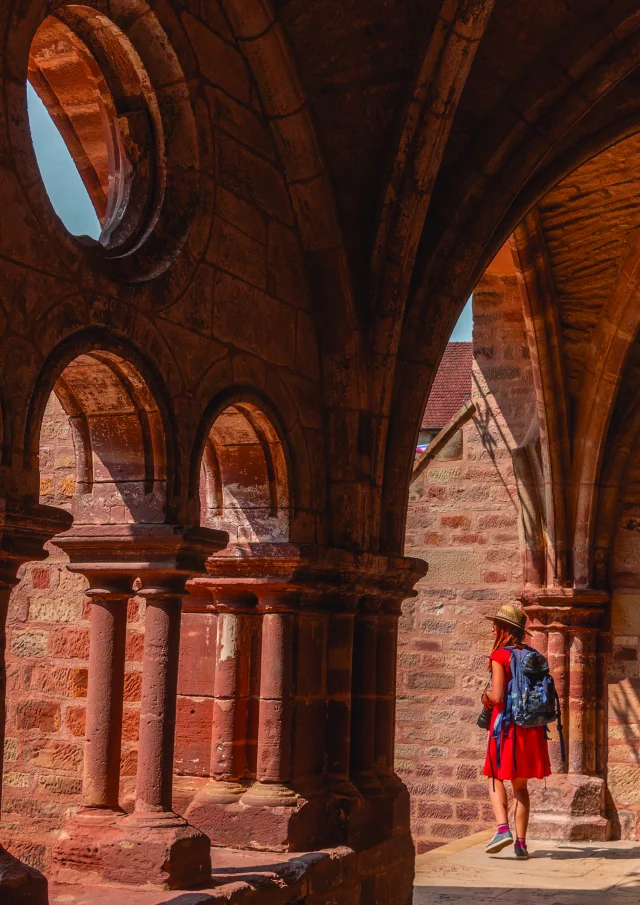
top-left (609, 678), bottom-right (640, 766)
top-left (470, 368), bottom-right (521, 513)
top-left (200, 402), bottom-right (290, 543)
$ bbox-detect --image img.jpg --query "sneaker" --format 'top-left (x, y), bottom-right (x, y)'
top-left (514, 841), bottom-right (529, 859)
top-left (485, 829), bottom-right (514, 854)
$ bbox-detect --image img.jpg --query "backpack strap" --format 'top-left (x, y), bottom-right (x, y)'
top-left (491, 711), bottom-right (503, 769)
top-left (490, 646), bottom-right (516, 772)
top-left (555, 688), bottom-right (567, 764)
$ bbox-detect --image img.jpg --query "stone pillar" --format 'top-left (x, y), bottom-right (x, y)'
top-left (375, 608), bottom-right (399, 783)
top-left (521, 588), bottom-right (611, 841)
top-left (82, 585), bottom-right (129, 813)
top-left (292, 606), bottom-right (328, 797)
top-left (109, 580), bottom-right (214, 889)
top-left (595, 627), bottom-right (611, 776)
top-left (547, 626), bottom-right (569, 772)
top-left (374, 602), bottom-right (410, 837)
top-left (350, 603), bottom-right (382, 796)
top-left (184, 588), bottom-right (257, 841)
top-left (569, 627), bottom-right (597, 775)
top-left (130, 587), bottom-right (184, 819)
top-left (0, 501), bottom-right (72, 905)
top-left (242, 592), bottom-right (297, 807)
top-left (177, 545), bottom-right (425, 856)
top-left (530, 626), bottom-right (548, 658)
top-left (211, 604), bottom-right (254, 790)
top-left (326, 610), bottom-right (356, 791)
top-left (325, 605), bottom-right (366, 844)
top-left (41, 559), bottom-right (133, 822)
top-left (51, 524), bottom-right (227, 890)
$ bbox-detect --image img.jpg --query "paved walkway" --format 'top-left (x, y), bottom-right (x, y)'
top-left (414, 831), bottom-right (640, 904)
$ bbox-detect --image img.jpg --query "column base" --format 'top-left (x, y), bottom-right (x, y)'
top-left (240, 781), bottom-right (299, 808)
top-left (527, 774), bottom-right (612, 841)
top-left (52, 810), bottom-right (212, 889)
top-left (0, 846), bottom-right (47, 905)
top-left (186, 781), bottom-right (335, 852)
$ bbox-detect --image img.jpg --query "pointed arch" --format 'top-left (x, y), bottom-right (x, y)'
top-left (378, 7), bottom-right (640, 554)
top-left (511, 211), bottom-right (571, 586)
top-left (572, 232), bottom-right (640, 586)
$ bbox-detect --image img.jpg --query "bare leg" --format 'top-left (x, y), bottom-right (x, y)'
top-left (487, 777), bottom-right (508, 826)
top-left (512, 778), bottom-right (530, 839)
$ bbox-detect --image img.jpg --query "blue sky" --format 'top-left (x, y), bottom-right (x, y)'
top-left (27, 82), bottom-right (101, 240)
top-left (450, 298), bottom-right (472, 341)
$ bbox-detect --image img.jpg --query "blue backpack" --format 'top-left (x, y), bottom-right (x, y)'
top-left (490, 645), bottom-right (566, 771)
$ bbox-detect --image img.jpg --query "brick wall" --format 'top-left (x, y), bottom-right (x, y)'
top-left (609, 444), bottom-right (640, 840)
top-left (397, 272), bottom-right (537, 853)
top-left (3, 399), bottom-right (288, 871)
top-left (3, 393), bottom-right (145, 872)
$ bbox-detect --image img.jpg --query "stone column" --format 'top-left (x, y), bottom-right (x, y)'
top-left (326, 609), bottom-right (356, 791)
top-left (569, 625), bottom-right (597, 775)
top-left (242, 590), bottom-right (297, 807)
top-left (373, 602), bottom-right (410, 838)
top-left (375, 608), bottom-right (399, 783)
top-left (521, 588), bottom-right (610, 841)
top-left (177, 545), bottom-right (425, 855)
top-left (546, 625), bottom-right (569, 772)
top-left (129, 586), bottom-right (184, 820)
top-left (350, 602), bottom-right (383, 796)
top-left (209, 595), bottom-right (255, 793)
top-left (595, 627), bottom-right (611, 776)
top-left (82, 584), bottom-right (129, 813)
top-left (116, 551), bottom-right (224, 889)
top-left (291, 607), bottom-right (327, 791)
top-left (51, 524), bottom-right (227, 890)
top-left (0, 501), bottom-right (72, 905)
top-left (184, 586), bottom-right (257, 840)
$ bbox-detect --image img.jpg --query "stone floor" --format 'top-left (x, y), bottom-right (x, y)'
top-left (413, 830), bottom-right (640, 904)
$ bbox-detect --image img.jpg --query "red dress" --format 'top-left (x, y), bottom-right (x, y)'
top-left (482, 647), bottom-right (551, 781)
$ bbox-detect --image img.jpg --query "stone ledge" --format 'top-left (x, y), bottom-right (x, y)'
top-left (49, 835), bottom-right (415, 904)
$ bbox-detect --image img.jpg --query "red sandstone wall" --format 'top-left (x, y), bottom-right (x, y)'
top-left (2, 0), bottom-right (321, 872)
top-left (609, 447), bottom-right (640, 840)
top-left (398, 273), bottom-right (537, 852)
top-left (3, 395), bottom-right (145, 871)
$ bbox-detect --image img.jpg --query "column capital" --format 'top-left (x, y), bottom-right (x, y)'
top-left (517, 587), bottom-right (609, 631)
top-left (0, 499), bottom-right (72, 589)
top-left (194, 542), bottom-right (426, 613)
top-left (55, 523), bottom-right (228, 594)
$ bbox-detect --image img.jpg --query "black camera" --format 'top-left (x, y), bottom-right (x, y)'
top-left (477, 707), bottom-right (492, 730)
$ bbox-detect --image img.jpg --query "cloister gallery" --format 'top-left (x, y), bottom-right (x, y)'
top-left (0, 2), bottom-right (639, 903)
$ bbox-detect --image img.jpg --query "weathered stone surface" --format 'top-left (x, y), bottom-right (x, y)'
top-left (3, 1), bottom-right (640, 898)
top-left (608, 765), bottom-right (640, 806)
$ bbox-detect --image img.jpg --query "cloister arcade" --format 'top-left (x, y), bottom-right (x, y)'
top-left (1, 2), bottom-right (640, 904)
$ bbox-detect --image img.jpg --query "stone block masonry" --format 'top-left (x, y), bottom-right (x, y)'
top-left (398, 272), bottom-right (539, 853)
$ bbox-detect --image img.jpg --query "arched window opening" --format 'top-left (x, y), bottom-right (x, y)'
top-left (38, 351), bottom-right (167, 524)
top-left (200, 403), bottom-right (289, 543)
top-left (27, 9), bottom-right (157, 249)
top-left (27, 82), bottom-right (101, 239)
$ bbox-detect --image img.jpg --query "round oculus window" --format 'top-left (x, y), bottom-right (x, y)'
top-left (23, 3), bottom-right (200, 283)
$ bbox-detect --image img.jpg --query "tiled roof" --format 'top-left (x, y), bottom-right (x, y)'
top-left (421, 342), bottom-right (473, 429)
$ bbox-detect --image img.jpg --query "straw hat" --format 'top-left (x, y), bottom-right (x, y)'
top-left (484, 603), bottom-right (531, 636)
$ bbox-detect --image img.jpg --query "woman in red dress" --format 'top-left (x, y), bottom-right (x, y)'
top-left (481, 604), bottom-right (551, 859)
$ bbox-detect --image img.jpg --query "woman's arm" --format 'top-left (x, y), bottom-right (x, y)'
top-left (486, 659), bottom-right (506, 704)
